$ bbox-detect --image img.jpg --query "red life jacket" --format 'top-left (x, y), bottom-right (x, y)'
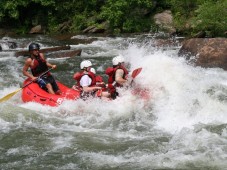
top-left (30, 54), bottom-right (50, 76)
top-left (95, 75), bottom-right (106, 89)
top-left (73, 71), bottom-right (101, 99)
top-left (105, 65), bottom-right (128, 87)
top-left (73, 71), bottom-right (96, 88)
top-left (95, 75), bottom-right (103, 83)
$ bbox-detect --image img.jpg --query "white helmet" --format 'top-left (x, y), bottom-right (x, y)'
top-left (80, 60), bottom-right (92, 69)
top-left (112, 55), bottom-right (125, 65)
top-left (90, 67), bottom-right (96, 74)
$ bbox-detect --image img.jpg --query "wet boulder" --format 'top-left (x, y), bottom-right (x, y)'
top-left (178, 38), bottom-right (227, 70)
top-left (0, 40), bottom-right (17, 50)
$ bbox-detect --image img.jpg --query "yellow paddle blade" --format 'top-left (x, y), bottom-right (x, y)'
top-left (0, 88), bottom-right (22, 103)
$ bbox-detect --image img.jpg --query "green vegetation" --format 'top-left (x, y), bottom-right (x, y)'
top-left (192, 0), bottom-right (227, 37)
top-left (0, 0), bottom-right (226, 37)
top-left (169, 0), bottom-right (227, 37)
top-left (99, 0), bottom-right (153, 33)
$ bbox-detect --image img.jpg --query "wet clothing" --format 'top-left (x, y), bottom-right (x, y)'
top-left (30, 54), bottom-right (50, 77)
top-left (73, 71), bottom-right (96, 88)
top-left (73, 71), bottom-right (99, 100)
top-left (105, 65), bottom-right (128, 99)
top-left (105, 65), bottom-right (128, 87)
top-left (80, 75), bottom-right (92, 87)
top-left (30, 54), bottom-right (59, 92)
top-left (37, 75), bottom-right (59, 92)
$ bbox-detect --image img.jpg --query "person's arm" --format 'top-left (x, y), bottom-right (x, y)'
top-left (80, 75), bottom-right (101, 92)
top-left (40, 53), bottom-right (56, 69)
top-left (83, 86), bottom-right (101, 92)
top-left (22, 58), bottom-right (37, 81)
top-left (115, 69), bottom-right (127, 85)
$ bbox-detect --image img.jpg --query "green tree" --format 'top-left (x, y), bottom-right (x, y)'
top-left (192, 0), bottom-right (227, 37)
top-left (169, 0), bottom-right (200, 32)
top-left (70, 0), bottom-right (105, 32)
top-left (0, 0), bottom-right (55, 33)
top-left (100, 0), bottom-right (153, 33)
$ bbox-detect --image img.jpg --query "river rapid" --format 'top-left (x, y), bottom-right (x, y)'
top-left (0, 34), bottom-right (227, 170)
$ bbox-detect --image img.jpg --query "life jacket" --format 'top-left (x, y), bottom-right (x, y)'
top-left (30, 54), bottom-right (50, 77)
top-left (95, 75), bottom-right (107, 89)
top-left (73, 71), bottom-right (101, 100)
top-left (73, 71), bottom-right (96, 88)
top-left (95, 75), bottom-right (103, 83)
top-left (105, 65), bottom-right (128, 87)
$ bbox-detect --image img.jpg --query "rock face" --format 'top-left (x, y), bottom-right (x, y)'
top-left (178, 38), bottom-right (227, 70)
top-left (153, 10), bottom-right (176, 34)
top-left (29, 25), bottom-right (44, 34)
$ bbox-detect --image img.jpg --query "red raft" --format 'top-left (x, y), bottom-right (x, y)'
top-left (22, 78), bottom-right (80, 107)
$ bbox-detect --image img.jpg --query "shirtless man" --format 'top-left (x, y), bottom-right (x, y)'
top-left (22, 43), bottom-right (60, 94)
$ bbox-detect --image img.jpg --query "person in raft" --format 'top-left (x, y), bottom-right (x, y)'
top-left (22, 43), bottom-right (61, 94)
top-left (105, 55), bottom-right (129, 99)
top-left (73, 60), bottom-right (110, 100)
top-left (90, 68), bottom-right (106, 89)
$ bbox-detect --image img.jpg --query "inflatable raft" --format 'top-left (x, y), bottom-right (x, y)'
top-left (22, 78), bottom-right (80, 107)
top-left (21, 68), bottom-right (150, 107)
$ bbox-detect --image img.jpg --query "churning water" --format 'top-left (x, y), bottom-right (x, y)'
top-left (0, 34), bottom-right (227, 169)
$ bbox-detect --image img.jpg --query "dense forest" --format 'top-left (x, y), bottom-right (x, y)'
top-left (0, 0), bottom-right (226, 37)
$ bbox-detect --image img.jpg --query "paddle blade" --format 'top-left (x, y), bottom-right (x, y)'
top-left (0, 88), bottom-right (22, 103)
top-left (132, 67), bottom-right (142, 79)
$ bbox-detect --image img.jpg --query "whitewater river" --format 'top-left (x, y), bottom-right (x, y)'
top-left (0, 34), bottom-right (227, 169)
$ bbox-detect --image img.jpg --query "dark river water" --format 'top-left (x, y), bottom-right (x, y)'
top-left (0, 34), bottom-right (227, 170)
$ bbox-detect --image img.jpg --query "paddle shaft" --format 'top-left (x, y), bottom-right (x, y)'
top-left (0, 68), bottom-right (53, 103)
top-left (22, 68), bottom-right (53, 88)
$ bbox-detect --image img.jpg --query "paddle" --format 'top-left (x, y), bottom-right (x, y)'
top-left (110, 67), bottom-right (142, 87)
top-left (130, 67), bottom-right (142, 85)
top-left (0, 68), bottom-right (53, 103)
top-left (131, 67), bottom-right (142, 79)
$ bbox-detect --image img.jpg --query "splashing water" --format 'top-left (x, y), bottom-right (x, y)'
top-left (0, 35), bottom-right (227, 169)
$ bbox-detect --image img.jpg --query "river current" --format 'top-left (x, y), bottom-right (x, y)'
top-left (0, 34), bottom-right (227, 169)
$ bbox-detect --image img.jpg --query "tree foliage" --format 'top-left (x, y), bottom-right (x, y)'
top-left (0, 0), bottom-right (226, 37)
top-left (100, 0), bottom-right (153, 33)
top-left (192, 0), bottom-right (227, 37)
top-left (169, 0), bottom-right (227, 37)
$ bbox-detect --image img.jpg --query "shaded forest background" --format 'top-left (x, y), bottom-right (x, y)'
top-left (0, 0), bottom-right (226, 37)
